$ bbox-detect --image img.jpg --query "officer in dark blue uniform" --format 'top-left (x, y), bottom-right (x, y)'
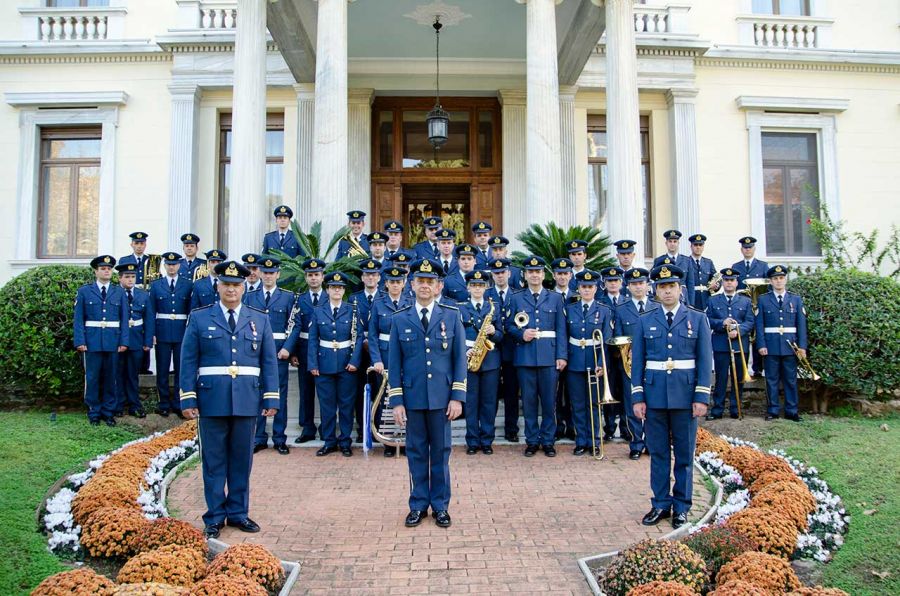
top-left (471, 221), bottom-right (493, 268)
top-left (383, 220), bottom-right (406, 261)
top-left (177, 233), bottom-right (205, 281)
top-left (487, 236), bottom-right (525, 289)
top-left (433, 228), bottom-right (458, 277)
top-left (147, 252), bottom-right (194, 417)
top-left (565, 239), bottom-right (589, 292)
top-left (505, 256), bottom-right (568, 457)
top-left (598, 266), bottom-right (626, 309)
top-left (115, 262), bottom-right (150, 418)
top-left (443, 243), bottom-right (478, 302)
top-left (613, 239), bottom-right (639, 299)
top-left (179, 260), bottom-right (279, 539)
top-left (284, 258), bottom-right (326, 443)
top-left (388, 250), bottom-right (416, 299)
top-left (565, 270), bottom-right (614, 456)
top-left (756, 265), bottom-right (807, 422)
top-left (118, 231), bottom-right (150, 288)
top-left (551, 257), bottom-right (577, 304)
top-left (241, 253), bottom-right (262, 294)
top-left (732, 236), bottom-right (769, 289)
top-left (485, 258), bottom-right (522, 442)
top-left (350, 259), bottom-right (382, 442)
top-left (459, 270), bottom-right (503, 454)
top-left (246, 257), bottom-right (295, 454)
top-left (706, 268), bottom-right (754, 420)
top-left (388, 258), bottom-right (466, 528)
top-left (614, 267), bottom-right (657, 459)
top-left (190, 250), bottom-right (227, 309)
top-left (685, 234), bottom-right (719, 311)
top-left (631, 264), bottom-right (712, 529)
top-left (74, 255), bottom-right (129, 426)
top-left (653, 230), bottom-right (691, 270)
top-left (597, 266), bottom-right (629, 441)
top-left (413, 216), bottom-right (442, 260)
top-left (365, 232), bottom-right (389, 269)
top-left (308, 271), bottom-right (365, 456)
top-left (337, 210), bottom-right (370, 259)
top-left (550, 257), bottom-right (576, 440)
top-left (262, 204), bottom-right (303, 258)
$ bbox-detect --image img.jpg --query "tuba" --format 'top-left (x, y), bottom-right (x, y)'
top-left (367, 367), bottom-right (405, 454)
top-left (606, 335), bottom-right (633, 378)
top-left (706, 270), bottom-right (723, 295)
top-left (142, 254), bottom-right (162, 287)
top-left (788, 340), bottom-right (821, 381)
top-left (467, 300), bottom-right (496, 372)
top-left (193, 262), bottom-right (210, 282)
top-left (343, 233), bottom-right (369, 259)
top-left (737, 278), bottom-right (769, 312)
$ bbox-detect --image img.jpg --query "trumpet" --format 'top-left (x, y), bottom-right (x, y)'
top-left (587, 328), bottom-right (618, 461)
top-left (788, 340), bottom-right (821, 381)
top-left (343, 233), bottom-right (369, 259)
top-left (514, 311), bottom-right (529, 329)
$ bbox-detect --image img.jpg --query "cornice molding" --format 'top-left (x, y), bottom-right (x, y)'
top-left (700, 46), bottom-right (900, 73)
top-left (5, 90), bottom-right (129, 108)
top-left (736, 95), bottom-right (849, 113)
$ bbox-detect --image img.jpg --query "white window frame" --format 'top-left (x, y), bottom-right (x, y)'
top-left (5, 91), bottom-right (126, 269)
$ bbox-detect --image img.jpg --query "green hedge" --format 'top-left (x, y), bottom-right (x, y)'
top-left (789, 269), bottom-right (900, 400)
top-left (0, 265), bottom-right (95, 400)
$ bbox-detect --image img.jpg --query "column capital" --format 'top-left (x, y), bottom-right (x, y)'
top-left (167, 82), bottom-right (201, 100)
top-left (348, 88), bottom-right (374, 106)
top-left (498, 89), bottom-right (527, 106)
top-left (666, 88), bottom-right (699, 107)
top-left (558, 85), bottom-right (579, 100)
top-left (293, 83), bottom-right (315, 100)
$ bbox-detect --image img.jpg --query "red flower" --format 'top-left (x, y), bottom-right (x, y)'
top-left (806, 218), bottom-right (811, 225)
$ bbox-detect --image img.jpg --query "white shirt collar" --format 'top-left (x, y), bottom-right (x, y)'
top-left (555, 287), bottom-right (567, 294)
top-left (664, 303), bottom-right (681, 317)
top-left (96, 281), bottom-right (110, 291)
top-left (219, 302), bottom-right (241, 320)
top-left (416, 300), bottom-right (436, 321)
top-left (470, 299), bottom-right (484, 309)
top-left (632, 297), bottom-right (645, 309)
top-left (774, 290), bottom-right (787, 299)
top-left (309, 289), bottom-right (321, 300)
top-left (166, 275), bottom-right (179, 284)
top-left (581, 300), bottom-right (594, 310)
top-left (572, 265), bottom-right (585, 273)
top-left (365, 289), bottom-right (378, 299)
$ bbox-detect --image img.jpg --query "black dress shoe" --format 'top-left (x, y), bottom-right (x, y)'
top-left (340, 446), bottom-right (353, 457)
top-left (89, 419), bottom-right (101, 426)
top-left (573, 446), bottom-right (587, 456)
top-left (629, 449), bottom-right (642, 460)
top-left (204, 522), bottom-right (224, 539)
top-left (130, 409), bottom-right (147, 419)
top-left (672, 512), bottom-right (689, 529)
top-left (276, 444), bottom-right (290, 455)
top-left (253, 443), bottom-right (268, 454)
top-left (505, 434), bottom-right (519, 443)
top-left (482, 446), bottom-right (493, 455)
top-left (226, 518), bottom-right (260, 533)
top-left (765, 414), bottom-right (778, 421)
top-left (294, 434), bottom-right (316, 444)
top-left (602, 433), bottom-right (614, 442)
top-left (384, 446), bottom-right (396, 457)
top-left (104, 417), bottom-right (117, 427)
top-left (316, 445), bottom-right (338, 456)
top-left (466, 446), bottom-right (479, 455)
top-left (542, 445), bottom-right (556, 457)
top-left (155, 408), bottom-right (170, 417)
top-left (432, 510), bottom-right (452, 528)
top-left (641, 507), bottom-right (671, 526)
top-left (405, 510), bottom-right (426, 527)
top-left (524, 444), bottom-right (539, 457)
top-left (785, 413), bottom-right (803, 422)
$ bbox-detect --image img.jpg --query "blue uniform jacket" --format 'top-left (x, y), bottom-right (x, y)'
top-left (614, 297), bottom-right (660, 343)
top-left (307, 301), bottom-right (365, 374)
top-left (598, 293), bottom-right (626, 310)
top-left (368, 293), bottom-right (412, 365)
top-left (413, 240), bottom-right (439, 260)
top-left (387, 303), bottom-right (467, 409)
top-left (731, 258), bottom-right (769, 289)
top-left (630, 305), bottom-right (713, 408)
top-left (262, 229), bottom-right (303, 259)
top-left (474, 248), bottom-right (491, 269)
top-left (244, 287), bottom-right (296, 350)
top-left (179, 305), bottom-right (279, 416)
top-left (706, 293), bottom-right (754, 353)
top-left (349, 290), bottom-right (381, 342)
top-left (123, 287), bottom-right (153, 350)
top-left (485, 287), bottom-right (519, 362)
top-left (565, 301), bottom-right (614, 372)
top-left (653, 253), bottom-right (692, 271)
top-left (282, 290), bottom-right (321, 356)
top-left (337, 235), bottom-right (370, 259)
top-left (118, 254), bottom-right (148, 287)
top-left (685, 256), bottom-right (717, 310)
top-left (504, 289), bottom-right (567, 366)
top-left (146, 277), bottom-right (193, 343)
top-left (442, 270), bottom-right (471, 303)
top-left (177, 257), bottom-right (206, 281)
top-left (190, 275), bottom-right (219, 309)
top-left (458, 299), bottom-right (503, 372)
top-left (755, 291), bottom-right (807, 356)
top-left (73, 283), bottom-right (129, 351)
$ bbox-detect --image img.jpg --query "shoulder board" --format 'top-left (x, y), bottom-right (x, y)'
top-left (394, 305), bottom-right (412, 314)
top-left (191, 304), bottom-right (213, 312)
top-left (438, 303), bottom-right (459, 311)
top-left (246, 305), bottom-right (267, 314)
top-left (598, 302), bottom-right (614, 311)
top-left (686, 305), bottom-right (705, 313)
top-left (80, 282), bottom-right (93, 289)
top-left (639, 309), bottom-right (654, 316)
top-left (510, 288), bottom-right (526, 296)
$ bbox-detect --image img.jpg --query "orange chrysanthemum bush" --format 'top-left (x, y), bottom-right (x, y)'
top-left (116, 545), bottom-right (207, 587)
top-left (723, 507), bottom-right (798, 559)
top-left (681, 525), bottom-right (759, 581)
top-left (600, 539), bottom-right (707, 596)
top-left (708, 579), bottom-right (772, 596)
top-left (626, 580), bottom-right (700, 596)
top-left (695, 427), bottom-right (714, 444)
top-left (695, 435), bottom-right (732, 458)
top-left (721, 446), bottom-right (766, 476)
top-left (71, 476), bottom-right (141, 526)
top-left (749, 492), bottom-right (812, 532)
top-left (133, 518), bottom-right (209, 557)
top-left (110, 583), bottom-right (189, 595)
top-left (30, 568), bottom-right (116, 595)
top-left (206, 543), bottom-right (285, 592)
top-left (187, 574), bottom-right (268, 596)
top-left (715, 551), bottom-right (801, 593)
top-left (740, 454), bottom-right (796, 485)
top-left (165, 420), bottom-right (198, 442)
top-left (80, 506), bottom-right (149, 558)
top-left (749, 469), bottom-right (807, 497)
top-left (755, 480), bottom-right (817, 514)
top-left (786, 588), bottom-right (851, 596)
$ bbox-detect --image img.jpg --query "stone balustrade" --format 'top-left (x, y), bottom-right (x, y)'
top-left (174, 0), bottom-right (236, 31)
top-left (633, 3), bottom-right (691, 35)
top-left (18, 7), bottom-right (126, 42)
top-left (737, 15), bottom-right (834, 49)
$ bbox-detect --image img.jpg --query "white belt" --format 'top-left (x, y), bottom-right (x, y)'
top-left (85, 321), bottom-right (119, 328)
top-left (378, 333), bottom-right (391, 342)
top-left (646, 359), bottom-right (695, 371)
top-left (298, 332), bottom-right (309, 340)
top-left (534, 331), bottom-right (556, 339)
top-left (568, 337), bottom-right (600, 347)
top-left (765, 326), bottom-right (797, 334)
top-left (198, 366), bottom-right (260, 378)
top-left (129, 319), bottom-right (143, 328)
top-left (156, 313), bottom-right (188, 320)
top-left (272, 333), bottom-right (286, 340)
top-left (465, 340), bottom-right (476, 348)
top-left (694, 285), bottom-right (708, 291)
top-left (320, 339), bottom-right (352, 349)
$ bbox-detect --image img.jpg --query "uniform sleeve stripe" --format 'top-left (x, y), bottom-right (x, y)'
top-left (262, 392), bottom-right (279, 398)
top-left (452, 382), bottom-right (467, 391)
top-left (695, 387), bottom-right (711, 394)
top-left (388, 388), bottom-right (403, 397)
top-left (631, 386), bottom-right (644, 394)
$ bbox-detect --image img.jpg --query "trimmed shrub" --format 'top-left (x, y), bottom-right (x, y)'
top-left (723, 507), bottom-right (798, 559)
top-left (682, 526), bottom-right (758, 580)
top-left (206, 543), bottom-right (285, 592)
top-left (740, 455), bottom-right (795, 486)
top-left (600, 539), bottom-right (707, 596)
top-left (709, 579), bottom-right (771, 595)
top-left (626, 580), bottom-right (699, 596)
top-left (80, 506), bottom-right (149, 558)
top-left (721, 446), bottom-right (765, 476)
top-left (755, 480), bottom-right (817, 514)
top-left (188, 575), bottom-right (268, 596)
top-left (134, 518), bottom-right (209, 556)
top-left (716, 552), bottom-right (801, 593)
top-left (749, 470), bottom-right (807, 496)
top-left (30, 568), bottom-right (116, 595)
top-left (116, 545), bottom-right (206, 587)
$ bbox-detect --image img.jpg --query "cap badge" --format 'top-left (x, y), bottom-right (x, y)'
top-left (660, 267), bottom-right (672, 279)
top-left (420, 260), bottom-right (433, 273)
top-left (225, 263), bottom-right (238, 277)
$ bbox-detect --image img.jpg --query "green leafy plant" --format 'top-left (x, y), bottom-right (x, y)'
top-left (682, 526), bottom-right (758, 583)
top-left (807, 205), bottom-right (900, 279)
top-left (512, 223), bottom-right (614, 282)
top-left (267, 220), bottom-right (361, 293)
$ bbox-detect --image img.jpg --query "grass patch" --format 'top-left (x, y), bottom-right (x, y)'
top-left (0, 411), bottom-right (140, 595)
top-left (754, 414), bottom-right (899, 596)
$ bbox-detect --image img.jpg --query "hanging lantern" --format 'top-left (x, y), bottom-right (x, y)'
top-left (426, 17), bottom-right (449, 149)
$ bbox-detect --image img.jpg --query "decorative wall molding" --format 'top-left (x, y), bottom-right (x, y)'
top-left (700, 46), bottom-right (900, 73)
top-left (5, 91), bottom-right (129, 108)
top-left (402, 1), bottom-right (472, 27)
top-left (736, 95), bottom-right (849, 113)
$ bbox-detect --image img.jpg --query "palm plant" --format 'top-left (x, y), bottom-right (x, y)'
top-left (267, 220), bottom-right (361, 293)
top-left (512, 223), bottom-right (615, 279)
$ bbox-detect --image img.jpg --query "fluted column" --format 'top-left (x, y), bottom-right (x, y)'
top-left (166, 83), bottom-right (200, 249)
top-left (558, 85), bottom-right (578, 227)
top-left (348, 88), bottom-right (374, 218)
top-left (294, 83), bottom-right (315, 225)
top-left (605, 0), bottom-right (643, 264)
top-left (229, 0), bottom-right (267, 254)
top-left (667, 89), bottom-right (700, 249)
top-left (499, 90), bottom-right (527, 249)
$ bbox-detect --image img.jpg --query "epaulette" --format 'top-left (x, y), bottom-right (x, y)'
top-left (190, 304), bottom-right (213, 312)
top-left (639, 308), bottom-right (654, 316)
top-left (246, 305), bottom-right (267, 314)
top-left (598, 301), bottom-right (614, 311)
top-left (686, 304), bottom-right (705, 313)
top-left (395, 305), bottom-right (413, 313)
top-left (510, 288), bottom-right (526, 295)
top-left (437, 302), bottom-right (459, 311)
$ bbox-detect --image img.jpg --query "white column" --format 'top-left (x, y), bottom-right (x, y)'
top-left (605, 0), bottom-right (644, 264)
top-left (348, 88), bottom-right (374, 219)
top-left (312, 0), bottom-right (351, 241)
top-left (518, 0), bottom-right (564, 226)
top-left (166, 83), bottom-right (200, 249)
top-left (667, 89), bottom-right (700, 248)
top-left (558, 85), bottom-right (578, 228)
top-left (499, 89), bottom-right (527, 249)
top-left (228, 0), bottom-right (268, 254)
top-left (294, 83), bottom-right (315, 224)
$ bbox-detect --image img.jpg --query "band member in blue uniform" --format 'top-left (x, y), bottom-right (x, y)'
top-left (337, 210), bottom-right (370, 259)
top-left (565, 270), bottom-right (614, 456)
top-left (177, 233), bottom-right (205, 280)
top-left (366, 232), bottom-right (388, 269)
top-left (565, 240), bottom-right (589, 292)
top-left (653, 230), bottom-right (691, 270)
top-left (443, 243), bottom-right (478, 302)
top-left (459, 270), bottom-right (503, 454)
top-left (485, 258), bottom-right (521, 442)
top-left (706, 268), bottom-right (754, 420)
top-left (383, 220), bottom-right (406, 261)
top-left (262, 204), bottom-right (302, 258)
top-left (598, 266), bottom-right (628, 442)
top-left (308, 272), bottom-right (365, 456)
top-left (614, 267), bottom-right (657, 459)
top-left (350, 259), bottom-right (382, 442)
top-left (241, 253), bottom-right (262, 294)
top-left (733, 235), bottom-right (769, 376)
top-left (551, 258), bottom-right (577, 304)
top-left (388, 258), bottom-right (466, 528)
top-left (413, 216), bottom-right (442, 260)
top-left (505, 256), bottom-right (568, 457)
top-left (756, 265), bottom-right (807, 422)
top-left (434, 228), bottom-right (458, 277)
top-left (147, 252), bottom-right (193, 417)
top-left (246, 257), bottom-right (295, 454)
top-left (118, 231), bottom-right (150, 288)
top-left (685, 234), bottom-right (719, 310)
top-left (550, 257), bottom-right (576, 440)
top-left (487, 236), bottom-right (525, 289)
top-left (471, 221), bottom-right (493, 267)
top-left (179, 260), bottom-right (279, 539)
top-left (190, 249), bottom-right (227, 309)
top-left (74, 255), bottom-right (129, 425)
top-left (631, 264), bottom-right (712, 529)
top-left (115, 262), bottom-right (150, 418)
top-left (613, 239), bottom-right (639, 299)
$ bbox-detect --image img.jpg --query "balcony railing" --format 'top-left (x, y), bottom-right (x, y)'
top-left (633, 3), bottom-right (692, 35)
top-left (18, 6), bottom-right (127, 42)
top-left (736, 15), bottom-right (834, 49)
top-left (175, 0), bottom-right (237, 31)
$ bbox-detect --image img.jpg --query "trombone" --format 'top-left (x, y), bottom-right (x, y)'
top-left (726, 322), bottom-right (751, 419)
top-left (587, 328), bottom-right (618, 461)
top-left (788, 340), bottom-right (821, 381)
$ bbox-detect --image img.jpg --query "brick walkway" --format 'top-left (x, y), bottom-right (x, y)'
top-left (167, 443), bottom-right (711, 595)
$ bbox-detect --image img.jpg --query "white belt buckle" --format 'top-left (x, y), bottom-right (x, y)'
top-left (227, 365), bottom-right (239, 379)
top-left (332, 340), bottom-right (339, 350)
top-left (664, 358), bottom-right (675, 372)
top-left (170, 313), bottom-right (177, 320)
top-left (779, 326), bottom-right (785, 334)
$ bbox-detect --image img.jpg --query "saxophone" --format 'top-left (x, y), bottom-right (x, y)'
top-left (467, 300), bottom-right (496, 372)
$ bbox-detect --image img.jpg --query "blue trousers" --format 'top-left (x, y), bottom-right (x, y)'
top-left (465, 368), bottom-right (499, 448)
top-left (405, 408), bottom-right (452, 512)
top-left (84, 350), bottom-right (119, 421)
top-left (645, 408), bottom-right (697, 514)
top-left (296, 344), bottom-right (318, 438)
top-left (255, 358), bottom-right (289, 446)
top-left (620, 369), bottom-right (645, 453)
top-left (764, 354), bottom-right (799, 416)
top-left (712, 351), bottom-right (744, 417)
top-left (498, 359), bottom-right (520, 436)
top-left (198, 415), bottom-right (256, 526)
top-left (116, 348), bottom-right (144, 414)
top-left (154, 341), bottom-right (181, 412)
top-left (566, 371), bottom-right (601, 448)
top-left (518, 366), bottom-right (558, 446)
top-left (315, 371), bottom-right (355, 449)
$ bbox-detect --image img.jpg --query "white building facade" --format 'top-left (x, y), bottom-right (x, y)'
top-left (1, 0), bottom-right (898, 283)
